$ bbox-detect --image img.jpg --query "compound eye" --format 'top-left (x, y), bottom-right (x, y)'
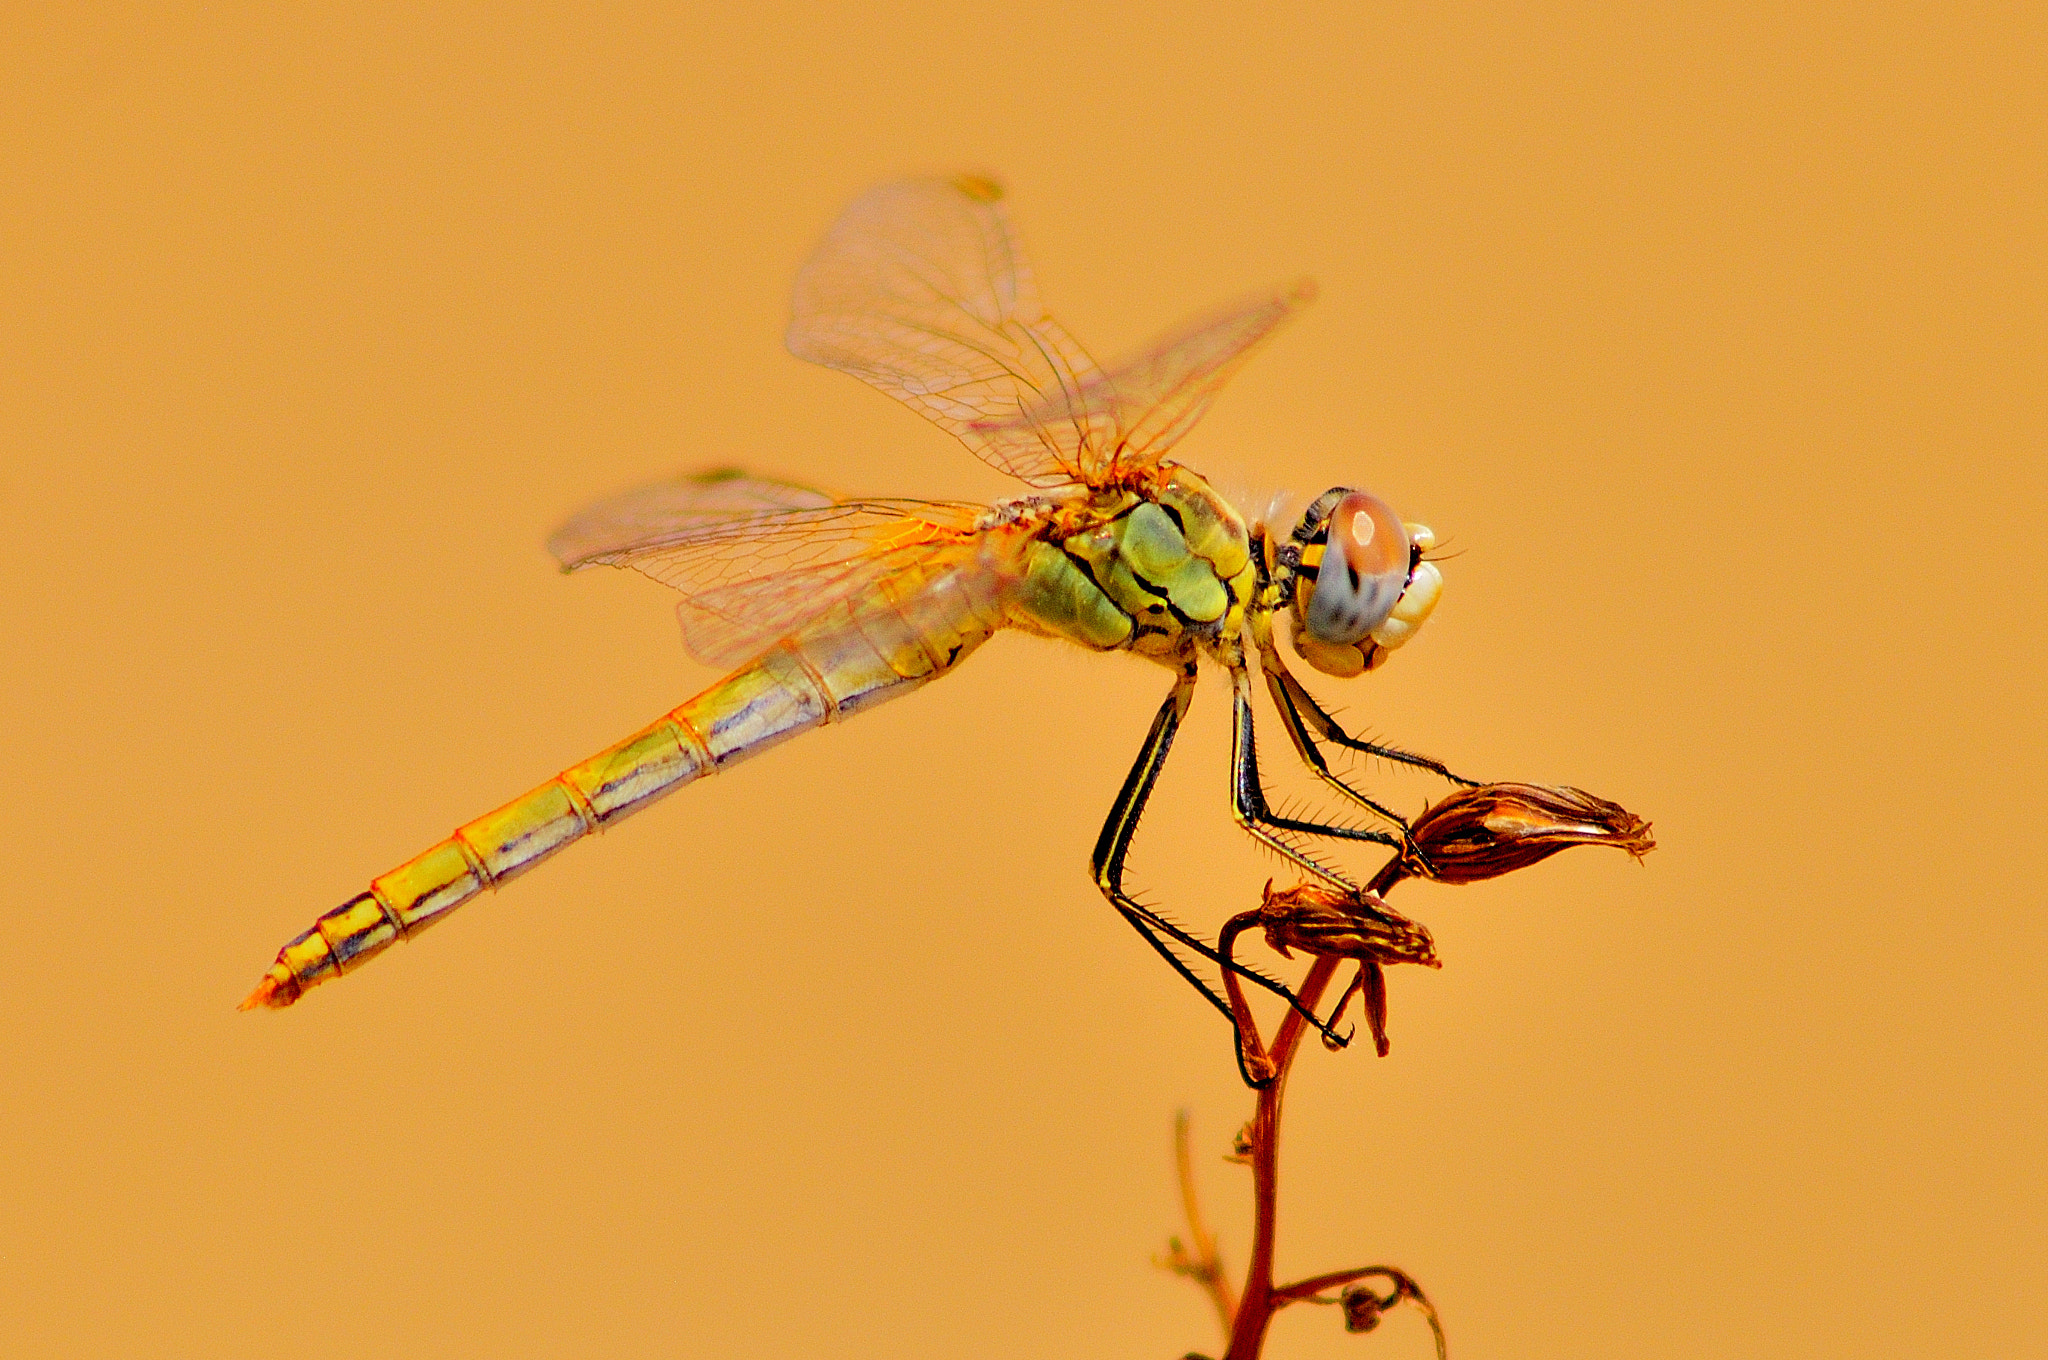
top-left (1304, 491), bottom-right (1410, 645)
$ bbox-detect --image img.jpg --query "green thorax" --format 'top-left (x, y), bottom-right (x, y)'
top-left (1007, 465), bottom-right (1257, 661)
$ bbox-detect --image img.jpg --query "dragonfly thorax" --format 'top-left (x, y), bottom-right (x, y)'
top-left (1005, 466), bottom-right (1257, 663)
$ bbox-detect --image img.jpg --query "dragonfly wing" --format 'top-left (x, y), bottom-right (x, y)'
top-left (1095, 280), bottom-right (1316, 467)
top-left (977, 280), bottom-right (1317, 474)
top-left (673, 539), bottom-right (994, 669)
top-left (549, 468), bottom-right (989, 667)
top-left (787, 176), bottom-right (1116, 488)
top-left (548, 469), bottom-right (838, 566)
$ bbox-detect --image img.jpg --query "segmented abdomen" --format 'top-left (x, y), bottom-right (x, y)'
top-left (243, 570), bottom-right (1007, 1008)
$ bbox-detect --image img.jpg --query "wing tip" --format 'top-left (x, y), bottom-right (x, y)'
top-left (949, 173), bottom-right (1005, 204)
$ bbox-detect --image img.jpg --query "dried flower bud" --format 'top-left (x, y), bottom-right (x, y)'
top-left (1406, 782), bottom-right (1654, 885)
top-left (1341, 1284), bottom-right (1386, 1333)
top-left (1255, 881), bottom-right (1440, 969)
top-left (1331, 1271), bottom-right (1443, 1356)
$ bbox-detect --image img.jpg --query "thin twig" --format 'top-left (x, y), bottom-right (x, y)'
top-left (1179, 777), bottom-right (1653, 1356)
top-left (1276, 1267), bottom-right (1447, 1360)
top-left (1157, 1109), bottom-right (1238, 1340)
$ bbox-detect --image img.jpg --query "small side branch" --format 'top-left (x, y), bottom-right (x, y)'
top-left (1156, 1110), bottom-right (1238, 1342)
top-left (1274, 1266), bottom-right (1446, 1359)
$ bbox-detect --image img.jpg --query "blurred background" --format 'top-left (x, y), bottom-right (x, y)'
top-left (4, 4), bottom-right (2042, 1357)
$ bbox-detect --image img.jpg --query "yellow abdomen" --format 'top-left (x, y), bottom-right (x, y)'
top-left (243, 567), bottom-right (1007, 1009)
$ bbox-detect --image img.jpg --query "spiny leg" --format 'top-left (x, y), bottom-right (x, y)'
top-left (1259, 660), bottom-right (1410, 828)
top-left (1090, 662), bottom-right (1341, 1046)
top-left (1228, 665), bottom-right (1406, 888)
top-left (1262, 647), bottom-right (1476, 788)
top-left (1246, 521), bottom-right (1469, 793)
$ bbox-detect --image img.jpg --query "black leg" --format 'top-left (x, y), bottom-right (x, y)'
top-left (1091, 662), bottom-right (1341, 1043)
top-left (1260, 664), bottom-right (1411, 827)
top-left (1264, 655), bottom-right (1476, 787)
top-left (1229, 666), bottom-right (1405, 892)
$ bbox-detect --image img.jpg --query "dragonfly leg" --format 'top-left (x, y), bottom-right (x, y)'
top-left (1258, 658), bottom-right (1411, 829)
top-left (1090, 662), bottom-right (1343, 1049)
top-left (1229, 666), bottom-right (1406, 885)
top-left (1260, 644), bottom-right (1477, 789)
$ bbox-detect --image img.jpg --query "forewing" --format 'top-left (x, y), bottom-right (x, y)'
top-left (976, 280), bottom-right (1317, 475)
top-left (1095, 280), bottom-right (1316, 465)
top-left (786, 177), bottom-right (1114, 488)
top-left (549, 469), bottom-right (985, 667)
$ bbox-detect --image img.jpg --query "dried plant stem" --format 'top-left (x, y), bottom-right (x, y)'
top-left (1168, 780), bottom-right (1648, 1356)
top-left (1169, 1109), bottom-right (1239, 1336)
top-left (1223, 953), bottom-right (1340, 1360)
top-left (1224, 860), bottom-right (1409, 1360)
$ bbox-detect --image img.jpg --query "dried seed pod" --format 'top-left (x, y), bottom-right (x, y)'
top-left (1329, 1271), bottom-right (1444, 1356)
top-left (1243, 882), bottom-right (1439, 1057)
top-left (1341, 1284), bottom-right (1387, 1333)
top-left (1406, 782), bottom-right (1654, 885)
top-left (1255, 881), bottom-right (1440, 969)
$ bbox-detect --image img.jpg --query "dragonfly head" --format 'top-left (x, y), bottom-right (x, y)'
top-left (1276, 488), bottom-right (1444, 678)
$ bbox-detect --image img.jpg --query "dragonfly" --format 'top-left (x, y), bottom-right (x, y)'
top-left (242, 175), bottom-right (1467, 1046)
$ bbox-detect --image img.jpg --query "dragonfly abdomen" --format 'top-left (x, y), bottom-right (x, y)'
top-left (242, 709), bottom-right (718, 1007)
top-left (242, 601), bottom-right (1002, 1009)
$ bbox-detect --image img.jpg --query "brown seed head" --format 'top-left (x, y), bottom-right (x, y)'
top-left (1256, 882), bottom-right (1440, 969)
top-left (1406, 782), bottom-right (1655, 885)
top-left (1341, 1285), bottom-right (1387, 1333)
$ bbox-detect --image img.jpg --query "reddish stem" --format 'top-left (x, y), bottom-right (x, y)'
top-left (1272, 1264), bottom-right (1408, 1303)
top-left (1223, 862), bottom-right (1408, 1360)
top-left (1221, 954), bottom-right (1338, 1360)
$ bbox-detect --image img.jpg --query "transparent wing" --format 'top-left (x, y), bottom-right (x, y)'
top-left (549, 468), bottom-right (987, 667)
top-left (668, 539), bottom-right (987, 669)
top-left (547, 469), bottom-right (838, 565)
top-left (786, 176), bottom-right (1116, 488)
top-left (788, 177), bottom-right (1315, 486)
top-left (1005, 280), bottom-right (1318, 470)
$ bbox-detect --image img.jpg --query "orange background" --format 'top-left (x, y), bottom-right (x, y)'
top-left (4, 5), bottom-right (2042, 1357)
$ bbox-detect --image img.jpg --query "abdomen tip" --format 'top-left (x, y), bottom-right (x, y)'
top-left (238, 972), bottom-right (297, 1011)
